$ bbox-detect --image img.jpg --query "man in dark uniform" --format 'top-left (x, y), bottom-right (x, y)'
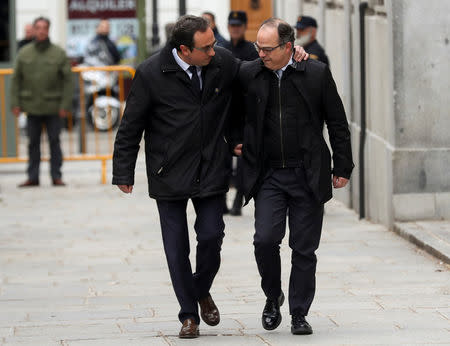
top-left (223, 11), bottom-right (259, 61)
top-left (294, 16), bottom-right (329, 66)
top-left (223, 10), bottom-right (259, 216)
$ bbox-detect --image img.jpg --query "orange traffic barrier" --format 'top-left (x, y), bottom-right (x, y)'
top-left (0, 65), bottom-right (135, 184)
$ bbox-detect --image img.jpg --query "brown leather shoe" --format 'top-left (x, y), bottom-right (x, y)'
top-left (179, 318), bottom-right (199, 338)
top-left (199, 294), bottom-right (220, 326)
top-left (18, 180), bottom-right (39, 188)
top-left (52, 179), bottom-right (66, 186)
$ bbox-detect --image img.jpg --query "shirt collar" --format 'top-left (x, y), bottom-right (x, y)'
top-left (280, 53), bottom-right (294, 72)
top-left (171, 47), bottom-right (192, 72)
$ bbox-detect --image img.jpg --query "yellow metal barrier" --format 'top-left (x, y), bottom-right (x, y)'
top-left (0, 65), bottom-right (135, 184)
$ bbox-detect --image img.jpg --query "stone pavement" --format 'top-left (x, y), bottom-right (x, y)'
top-left (0, 160), bottom-right (449, 345)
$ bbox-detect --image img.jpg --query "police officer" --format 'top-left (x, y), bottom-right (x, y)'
top-left (294, 16), bottom-right (329, 66)
top-left (223, 11), bottom-right (259, 61)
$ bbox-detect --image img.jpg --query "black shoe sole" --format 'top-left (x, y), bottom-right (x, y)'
top-left (291, 328), bottom-right (313, 335)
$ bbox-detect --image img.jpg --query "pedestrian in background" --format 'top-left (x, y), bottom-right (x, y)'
top-left (17, 23), bottom-right (34, 50)
top-left (201, 11), bottom-right (227, 47)
top-left (232, 17), bottom-right (353, 335)
top-left (11, 16), bottom-right (73, 187)
top-left (85, 19), bottom-right (121, 66)
top-left (294, 16), bottom-right (329, 66)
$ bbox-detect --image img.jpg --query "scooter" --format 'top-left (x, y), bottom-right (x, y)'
top-left (80, 68), bottom-right (121, 131)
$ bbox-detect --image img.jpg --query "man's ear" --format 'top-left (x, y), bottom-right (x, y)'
top-left (286, 41), bottom-right (293, 52)
top-left (179, 45), bottom-right (190, 56)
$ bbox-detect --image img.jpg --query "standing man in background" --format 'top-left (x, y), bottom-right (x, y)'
top-left (17, 23), bottom-right (34, 50)
top-left (223, 10), bottom-right (259, 216)
top-left (202, 12), bottom-right (227, 47)
top-left (85, 19), bottom-right (121, 66)
top-left (294, 16), bottom-right (329, 66)
top-left (223, 10), bottom-right (259, 62)
top-left (11, 17), bottom-right (73, 187)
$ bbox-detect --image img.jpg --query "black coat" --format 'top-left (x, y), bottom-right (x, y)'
top-left (113, 45), bottom-right (239, 200)
top-left (233, 58), bottom-right (354, 204)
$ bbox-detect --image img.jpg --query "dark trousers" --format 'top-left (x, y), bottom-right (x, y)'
top-left (27, 115), bottom-right (63, 181)
top-left (254, 167), bottom-right (324, 316)
top-left (156, 194), bottom-right (225, 324)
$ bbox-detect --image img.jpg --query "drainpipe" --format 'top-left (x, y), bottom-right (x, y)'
top-left (318, 0), bottom-right (326, 46)
top-left (179, 0), bottom-right (186, 16)
top-left (359, 2), bottom-right (368, 219)
top-left (151, 0), bottom-right (160, 49)
top-left (344, 0), bottom-right (353, 207)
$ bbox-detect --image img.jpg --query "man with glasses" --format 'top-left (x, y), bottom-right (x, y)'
top-left (232, 18), bottom-right (353, 335)
top-left (113, 14), bottom-right (308, 338)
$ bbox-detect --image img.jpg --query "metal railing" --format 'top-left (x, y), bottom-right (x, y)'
top-left (0, 65), bottom-right (135, 184)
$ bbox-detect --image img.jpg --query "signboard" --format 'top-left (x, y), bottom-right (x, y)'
top-left (67, 0), bottom-right (138, 65)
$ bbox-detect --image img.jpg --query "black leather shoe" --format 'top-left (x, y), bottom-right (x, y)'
top-left (291, 314), bottom-right (313, 335)
top-left (262, 291), bottom-right (285, 330)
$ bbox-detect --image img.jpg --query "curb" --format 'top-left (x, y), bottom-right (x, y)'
top-left (393, 223), bottom-right (450, 264)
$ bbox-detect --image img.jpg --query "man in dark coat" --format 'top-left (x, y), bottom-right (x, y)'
top-left (294, 16), bottom-right (329, 66)
top-left (232, 18), bottom-right (353, 335)
top-left (112, 15), bottom-right (239, 339)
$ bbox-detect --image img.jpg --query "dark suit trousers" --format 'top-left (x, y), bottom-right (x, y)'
top-left (27, 115), bottom-right (63, 181)
top-left (156, 194), bottom-right (225, 324)
top-left (254, 167), bottom-right (324, 316)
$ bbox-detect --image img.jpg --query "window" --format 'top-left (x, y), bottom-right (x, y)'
top-left (0, 0), bottom-right (10, 62)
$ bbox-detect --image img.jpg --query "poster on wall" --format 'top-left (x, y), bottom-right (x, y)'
top-left (67, 0), bottom-right (138, 65)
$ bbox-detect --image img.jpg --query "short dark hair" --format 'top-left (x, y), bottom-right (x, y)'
top-left (202, 12), bottom-right (215, 21)
top-left (170, 15), bottom-right (209, 51)
top-left (33, 16), bottom-right (51, 28)
top-left (260, 17), bottom-right (295, 47)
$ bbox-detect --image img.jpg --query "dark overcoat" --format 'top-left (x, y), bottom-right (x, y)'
top-left (233, 58), bottom-right (354, 204)
top-left (113, 45), bottom-right (239, 200)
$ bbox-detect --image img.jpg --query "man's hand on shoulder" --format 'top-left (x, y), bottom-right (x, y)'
top-left (117, 185), bottom-right (133, 194)
top-left (293, 46), bottom-right (309, 62)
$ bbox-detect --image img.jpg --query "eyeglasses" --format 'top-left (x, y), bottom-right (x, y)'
top-left (193, 40), bottom-right (217, 53)
top-left (253, 42), bottom-right (287, 54)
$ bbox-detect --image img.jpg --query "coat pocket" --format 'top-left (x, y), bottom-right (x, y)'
top-left (43, 91), bottom-right (62, 100)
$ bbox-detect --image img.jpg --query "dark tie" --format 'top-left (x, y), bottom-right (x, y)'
top-left (188, 65), bottom-right (201, 96)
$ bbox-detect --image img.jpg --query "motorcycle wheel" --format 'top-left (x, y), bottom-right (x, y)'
top-left (88, 103), bottom-right (120, 131)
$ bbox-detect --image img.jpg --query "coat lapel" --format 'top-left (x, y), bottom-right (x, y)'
top-left (201, 54), bottom-right (221, 102)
